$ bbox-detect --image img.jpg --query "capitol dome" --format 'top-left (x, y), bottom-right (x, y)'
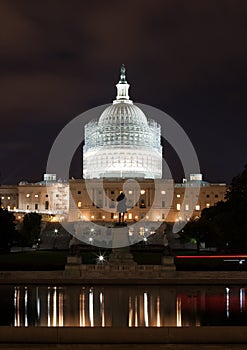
top-left (83, 65), bottom-right (162, 179)
top-left (98, 101), bottom-right (148, 127)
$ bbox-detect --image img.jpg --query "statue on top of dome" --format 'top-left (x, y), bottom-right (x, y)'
top-left (119, 64), bottom-right (127, 83)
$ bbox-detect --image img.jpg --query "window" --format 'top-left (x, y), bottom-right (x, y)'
top-left (141, 213), bottom-right (145, 219)
top-left (176, 203), bottom-right (181, 211)
top-left (56, 194), bottom-right (59, 197)
top-left (46, 194), bottom-right (48, 198)
top-left (206, 194), bottom-right (210, 198)
top-left (45, 201), bottom-right (49, 210)
top-left (26, 205), bottom-right (29, 210)
top-left (140, 189), bottom-right (145, 195)
top-left (1, 196), bottom-right (4, 200)
top-left (139, 227), bottom-right (145, 235)
top-left (111, 191), bottom-right (114, 195)
top-left (77, 201), bottom-right (82, 208)
top-left (128, 213), bottom-right (132, 220)
top-left (35, 203), bottom-right (38, 210)
top-left (185, 204), bottom-right (189, 211)
top-left (77, 191), bottom-right (81, 195)
top-left (110, 200), bottom-right (115, 208)
top-left (162, 200), bottom-right (165, 208)
top-left (26, 194), bottom-right (30, 198)
top-left (128, 190), bottom-right (133, 195)
top-left (162, 213), bottom-right (165, 220)
top-left (161, 190), bottom-right (166, 195)
top-left (34, 194), bottom-right (39, 198)
top-left (176, 194), bottom-right (181, 198)
top-left (206, 203), bottom-right (210, 208)
top-left (195, 205), bottom-right (200, 211)
top-left (140, 199), bottom-right (146, 208)
top-left (215, 194), bottom-right (218, 198)
top-left (7, 196), bottom-right (10, 200)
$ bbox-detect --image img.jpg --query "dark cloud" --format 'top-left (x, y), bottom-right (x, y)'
top-left (0, 0), bottom-right (247, 184)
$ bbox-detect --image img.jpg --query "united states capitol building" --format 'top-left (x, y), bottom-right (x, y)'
top-left (1, 66), bottom-right (226, 227)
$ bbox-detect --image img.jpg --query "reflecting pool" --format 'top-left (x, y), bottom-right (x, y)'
top-left (0, 285), bottom-right (246, 327)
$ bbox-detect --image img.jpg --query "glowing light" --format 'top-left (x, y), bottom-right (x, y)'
top-left (48, 287), bottom-right (51, 327)
top-left (24, 286), bottom-right (28, 327)
top-left (140, 190), bottom-right (145, 195)
top-left (89, 288), bottom-right (94, 327)
top-left (26, 194), bottom-right (30, 198)
top-left (96, 252), bottom-right (107, 264)
top-left (100, 292), bottom-right (105, 327)
top-left (156, 296), bottom-right (161, 327)
top-left (128, 296), bottom-right (133, 327)
top-left (226, 287), bottom-right (230, 319)
top-left (91, 215), bottom-right (94, 219)
top-left (144, 293), bottom-right (149, 327)
top-left (53, 287), bottom-right (57, 326)
top-left (176, 296), bottom-right (182, 327)
top-left (240, 288), bottom-right (245, 312)
top-left (80, 289), bottom-right (86, 327)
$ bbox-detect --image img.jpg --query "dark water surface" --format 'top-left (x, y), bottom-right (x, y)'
top-left (0, 284), bottom-right (246, 327)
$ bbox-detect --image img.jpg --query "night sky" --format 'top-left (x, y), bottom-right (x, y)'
top-left (1, 0), bottom-right (247, 185)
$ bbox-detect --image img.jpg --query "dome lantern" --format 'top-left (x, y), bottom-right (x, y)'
top-left (115, 64), bottom-right (130, 102)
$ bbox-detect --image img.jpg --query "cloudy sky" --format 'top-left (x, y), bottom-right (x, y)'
top-left (1, 0), bottom-right (247, 184)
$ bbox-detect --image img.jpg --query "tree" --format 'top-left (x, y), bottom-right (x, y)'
top-left (0, 206), bottom-right (16, 251)
top-left (19, 213), bottom-right (42, 246)
top-left (185, 165), bottom-right (247, 252)
top-left (179, 217), bottom-right (210, 253)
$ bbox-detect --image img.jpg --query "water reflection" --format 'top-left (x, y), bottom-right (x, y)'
top-left (0, 285), bottom-right (247, 327)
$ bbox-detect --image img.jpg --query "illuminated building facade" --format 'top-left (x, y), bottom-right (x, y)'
top-left (0, 66), bottom-right (227, 226)
top-left (83, 65), bottom-right (162, 179)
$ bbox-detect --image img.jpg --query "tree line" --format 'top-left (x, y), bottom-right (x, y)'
top-left (179, 164), bottom-right (247, 252)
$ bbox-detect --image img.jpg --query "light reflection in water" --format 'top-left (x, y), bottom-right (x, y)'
top-left (89, 288), bottom-right (94, 327)
top-left (226, 287), bottom-right (230, 319)
top-left (156, 296), bottom-right (160, 327)
top-left (6, 285), bottom-right (247, 327)
top-left (79, 289), bottom-right (86, 327)
top-left (144, 292), bottom-right (149, 327)
top-left (24, 286), bottom-right (28, 327)
top-left (176, 296), bottom-right (182, 327)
